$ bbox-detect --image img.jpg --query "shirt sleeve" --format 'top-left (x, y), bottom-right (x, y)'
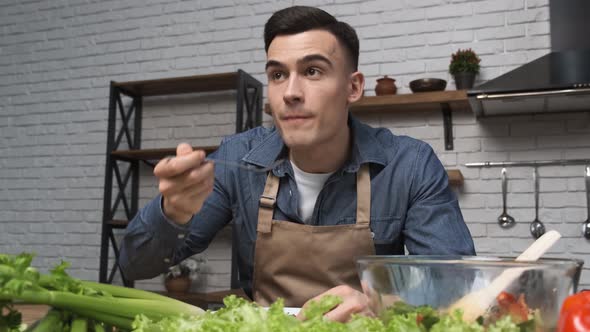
top-left (403, 143), bottom-right (476, 256)
top-left (119, 147), bottom-right (234, 281)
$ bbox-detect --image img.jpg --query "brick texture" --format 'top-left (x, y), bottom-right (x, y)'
top-left (2, 0), bottom-right (590, 293)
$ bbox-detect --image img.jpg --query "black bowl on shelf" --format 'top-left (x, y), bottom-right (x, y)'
top-left (409, 78), bottom-right (447, 93)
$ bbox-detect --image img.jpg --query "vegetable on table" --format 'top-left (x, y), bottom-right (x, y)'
top-left (557, 290), bottom-right (590, 332)
top-left (0, 253), bottom-right (203, 331)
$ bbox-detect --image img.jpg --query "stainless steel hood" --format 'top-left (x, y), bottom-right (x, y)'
top-left (468, 0), bottom-right (590, 117)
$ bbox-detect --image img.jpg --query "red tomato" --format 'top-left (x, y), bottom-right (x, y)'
top-left (561, 291), bottom-right (590, 316)
top-left (558, 304), bottom-right (590, 332)
top-left (497, 291), bottom-right (516, 307)
top-left (558, 291), bottom-right (590, 332)
top-left (496, 292), bottom-right (530, 323)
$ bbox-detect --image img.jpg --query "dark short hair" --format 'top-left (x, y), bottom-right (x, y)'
top-left (264, 6), bottom-right (360, 71)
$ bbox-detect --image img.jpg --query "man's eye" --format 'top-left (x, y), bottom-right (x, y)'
top-left (306, 68), bottom-right (320, 76)
top-left (270, 72), bottom-right (284, 81)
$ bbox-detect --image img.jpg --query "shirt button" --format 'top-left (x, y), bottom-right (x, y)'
top-left (163, 258), bottom-right (170, 263)
top-left (177, 234), bottom-right (185, 239)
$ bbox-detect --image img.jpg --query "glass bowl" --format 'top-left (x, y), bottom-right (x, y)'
top-left (357, 255), bottom-right (582, 331)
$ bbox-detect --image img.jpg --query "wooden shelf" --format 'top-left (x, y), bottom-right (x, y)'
top-left (350, 90), bottom-right (469, 113)
top-left (113, 72), bottom-right (240, 97)
top-left (263, 90), bottom-right (470, 115)
top-left (111, 146), bottom-right (218, 161)
top-left (263, 91), bottom-right (469, 151)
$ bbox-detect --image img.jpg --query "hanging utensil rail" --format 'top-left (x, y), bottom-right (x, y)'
top-left (465, 158), bottom-right (590, 168)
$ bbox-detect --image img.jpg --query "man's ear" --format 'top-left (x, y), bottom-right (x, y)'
top-left (348, 71), bottom-right (365, 104)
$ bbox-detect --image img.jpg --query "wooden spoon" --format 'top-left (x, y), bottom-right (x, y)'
top-left (446, 230), bottom-right (561, 322)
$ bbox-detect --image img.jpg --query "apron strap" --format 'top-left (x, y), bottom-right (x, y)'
top-left (356, 164), bottom-right (371, 225)
top-left (257, 171), bottom-right (280, 233)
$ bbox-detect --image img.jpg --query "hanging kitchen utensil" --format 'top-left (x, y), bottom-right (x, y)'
top-left (446, 230), bottom-right (562, 322)
top-left (582, 166), bottom-right (590, 239)
top-left (530, 167), bottom-right (546, 239)
top-left (498, 167), bottom-right (516, 229)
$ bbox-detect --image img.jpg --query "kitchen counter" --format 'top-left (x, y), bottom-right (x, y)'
top-left (13, 304), bottom-right (50, 325)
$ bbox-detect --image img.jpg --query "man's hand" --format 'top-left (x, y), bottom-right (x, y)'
top-left (154, 143), bottom-right (215, 225)
top-left (297, 285), bottom-right (375, 322)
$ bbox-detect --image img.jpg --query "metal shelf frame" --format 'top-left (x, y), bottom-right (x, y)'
top-left (99, 70), bottom-right (263, 288)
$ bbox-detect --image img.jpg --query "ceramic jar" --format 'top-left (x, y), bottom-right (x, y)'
top-left (375, 76), bottom-right (397, 95)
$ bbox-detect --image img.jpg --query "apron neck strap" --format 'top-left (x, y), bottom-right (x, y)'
top-left (257, 163), bottom-right (372, 232)
top-left (356, 164), bottom-right (371, 225)
top-left (257, 171), bottom-right (279, 233)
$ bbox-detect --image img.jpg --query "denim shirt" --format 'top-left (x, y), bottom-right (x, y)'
top-left (120, 115), bottom-right (475, 295)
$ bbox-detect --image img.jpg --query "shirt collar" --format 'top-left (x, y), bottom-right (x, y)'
top-left (241, 128), bottom-right (290, 176)
top-left (343, 115), bottom-right (388, 172)
top-left (242, 114), bottom-right (389, 175)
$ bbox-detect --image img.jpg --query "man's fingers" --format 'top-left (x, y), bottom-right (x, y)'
top-left (297, 285), bottom-right (372, 323)
top-left (323, 301), bottom-right (364, 322)
top-left (158, 162), bottom-right (214, 196)
top-left (154, 150), bottom-right (206, 178)
top-left (176, 142), bottom-right (193, 156)
top-left (162, 178), bottom-right (214, 219)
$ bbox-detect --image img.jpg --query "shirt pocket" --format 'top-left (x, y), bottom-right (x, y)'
top-left (335, 215), bottom-right (403, 254)
top-left (370, 216), bottom-right (404, 255)
top-left (370, 216), bottom-right (402, 245)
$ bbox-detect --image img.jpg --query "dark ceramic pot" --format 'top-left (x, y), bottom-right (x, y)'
top-left (453, 72), bottom-right (476, 90)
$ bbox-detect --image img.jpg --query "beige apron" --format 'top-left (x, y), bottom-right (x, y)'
top-left (252, 164), bottom-right (376, 307)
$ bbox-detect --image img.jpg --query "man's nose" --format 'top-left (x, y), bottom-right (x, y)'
top-left (283, 75), bottom-right (303, 104)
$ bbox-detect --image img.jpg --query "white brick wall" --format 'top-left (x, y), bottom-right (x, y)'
top-left (3, 0), bottom-right (590, 293)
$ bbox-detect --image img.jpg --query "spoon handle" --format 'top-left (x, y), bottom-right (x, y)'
top-left (501, 168), bottom-right (508, 213)
top-left (517, 230), bottom-right (561, 261)
top-left (585, 166), bottom-right (590, 217)
top-left (533, 167), bottom-right (539, 220)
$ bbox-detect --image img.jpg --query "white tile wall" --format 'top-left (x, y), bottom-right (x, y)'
top-left (2, 0), bottom-right (590, 292)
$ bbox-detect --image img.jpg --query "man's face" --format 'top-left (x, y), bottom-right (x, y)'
top-left (265, 30), bottom-right (361, 151)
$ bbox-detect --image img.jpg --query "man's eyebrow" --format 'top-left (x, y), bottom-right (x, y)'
top-left (299, 54), bottom-right (333, 68)
top-left (265, 60), bottom-right (283, 70)
top-left (265, 54), bottom-right (333, 71)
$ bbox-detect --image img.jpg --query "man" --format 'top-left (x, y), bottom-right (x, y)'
top-left (120, 6), bottom-right (475, 322)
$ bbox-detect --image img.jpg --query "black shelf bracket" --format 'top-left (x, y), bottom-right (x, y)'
top-left (99, 83), bottom-right (140, 287)
top-left (441, 102), bottom-right (453, 150)
top-left (236, 69), bottom-right (263, 133)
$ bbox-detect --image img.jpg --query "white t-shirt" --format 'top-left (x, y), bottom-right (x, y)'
top-left (290, 161), bottom-right (335, 224)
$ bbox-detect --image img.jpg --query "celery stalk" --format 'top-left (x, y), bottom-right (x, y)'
top-left (0, 289), bottom-right (201, 321)
top-left (93, 322), bottom-right (105, 332)
top-left (30, 309), bottom-right (64, 332)
top-left (67, 307), bottom-right (133, 330)
top-left (69, 316), bottom-right (87, 332)
top-left (80, 280), bottom-right (186, 304)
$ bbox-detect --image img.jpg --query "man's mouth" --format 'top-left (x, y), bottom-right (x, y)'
top-left (282, 115), bottom-right (312, 125)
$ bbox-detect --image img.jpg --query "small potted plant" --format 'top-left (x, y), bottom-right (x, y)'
top-left (449, 48), bottom-right (481, 89)
top-left (164, 256), bottom-right (206, 293)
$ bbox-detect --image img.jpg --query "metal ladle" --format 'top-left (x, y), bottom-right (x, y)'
top-left (582, 166), bottom-right (590, 239)
top-left (498, 167), bottom-right (515, 228)
top-left (530, 167), bottom-right (546, 239)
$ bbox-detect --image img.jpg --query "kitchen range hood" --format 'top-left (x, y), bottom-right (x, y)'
top-left (468, 0), bottom-right (590, 117)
